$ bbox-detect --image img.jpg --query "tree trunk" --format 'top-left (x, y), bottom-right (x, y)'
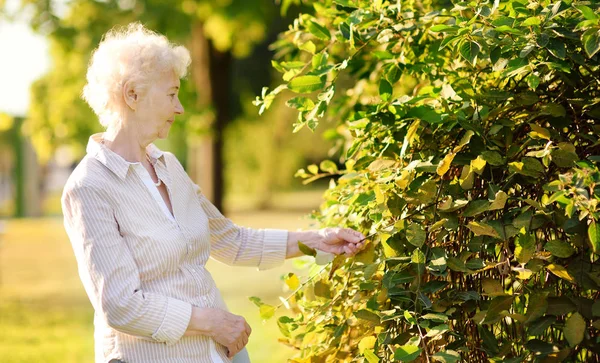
top-left (189, 22), bottom-right (231, 213)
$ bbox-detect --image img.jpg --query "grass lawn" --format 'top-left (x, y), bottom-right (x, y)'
top-left (0, 206), bottom-right (321, 362)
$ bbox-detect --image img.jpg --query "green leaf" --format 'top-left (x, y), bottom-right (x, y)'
top-left (379, 79), bottom-right (393, 101)
top-left (593, 300), bottom-right (600, 317)
top-left (354, 309), bottom-right (381, 324)
top-left (430, 24), bottom-right (458, 33)
top-left (526, 73), bottom-right (540, 90)
top-left (432, 350), bottom-right (461, 363)
top-left (525, 339), bottom-right (555, 355)
top-left (463, 200), bottom-right (490, 217)
top-left (564, 313), bottom-right (585, 347)
top-left (489, 191), bottom-right (508, 210)
top-left (314, 280), bottom-right (331, 299)
top-left (588, 220), bottom-right (600, 254)
top-left (546, 38), bottom-right (566, 59)
top-left (522, 17), bottom-right (541, 26)
top-left (509, 158), bottom-right (545, 178)
top-left (288, 75), bottom-right (324, 93)
top-left (373, 50), bottom-right (394, 60)
top-left (577, 5), bottom-right (598, 21)
top-left (298, 241), bottom-right (317, 257)
top-left (528, 316), bottom-right (556, 336)
top-left (421, 313), bottom-right (449, 322)
top-left (485, 296), bottom-right (514, 323)
top-left (286, 96), bottom-right (315, 111)
top-left (306, 20), bottom-right (331, 40)
top-left (459, 40), bottom-right (481, 66)
top-left (406, 224), bottom-right (426, 248)
top-left (481, 151), bottom-right (504, 166)
top-left (406, 105), bottom-right (443, 124)
top-left (495, 25), bottom-right (524, 35)
top-left (515, 228), bottom-right (536, 264)
top-left (582, 28), bottom-right (600, 58)
top-left (319, 160), bottom-right (338, 173)
top-left (404, 310), bottom-right (417, 325)
top-left (299, 41), bottom-right (316, 54)
top-left (248, 296), bottom-right (263, 307)
top-left (544, 239), bottom-right (575, 258)
top-left (364, 348), bottom-right (380, 363)
top-left (394, 345), bottom-right (422, 362)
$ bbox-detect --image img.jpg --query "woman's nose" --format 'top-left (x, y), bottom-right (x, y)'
top-left (175, 100), bottom-right (184, 115)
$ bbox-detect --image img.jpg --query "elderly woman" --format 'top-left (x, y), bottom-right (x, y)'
top-left (61, 23), bottom-right (366, 363)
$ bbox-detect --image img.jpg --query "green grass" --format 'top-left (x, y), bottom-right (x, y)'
top-left (0, 207), bottom-right (321, 362)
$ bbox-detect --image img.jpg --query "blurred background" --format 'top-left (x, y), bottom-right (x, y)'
top-left (0, 0), bottom-right (337, 361)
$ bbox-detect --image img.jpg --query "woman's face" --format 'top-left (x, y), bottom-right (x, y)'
top-left (137, 70), bottom-right (184, 140)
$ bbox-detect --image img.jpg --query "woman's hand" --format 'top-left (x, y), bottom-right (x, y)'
top-left (185, 307), bottom-right (251, 358)
top-left (287, 228), bottom-right (367, 258)
top-left (314, 227), bottom-right (367, 256)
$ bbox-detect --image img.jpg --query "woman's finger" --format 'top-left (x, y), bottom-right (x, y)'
top-left (338, 228), bottom-right (365, 243)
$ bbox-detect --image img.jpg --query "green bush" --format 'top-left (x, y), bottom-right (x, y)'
top-left (254, 0), bottom-right (600, 361)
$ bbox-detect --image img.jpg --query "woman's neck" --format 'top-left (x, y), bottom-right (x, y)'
top-left (102, 125), bottom-right (150, 163)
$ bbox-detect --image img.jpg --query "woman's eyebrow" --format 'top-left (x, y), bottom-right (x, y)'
top-left (170, 86), bottom-right (179, 90)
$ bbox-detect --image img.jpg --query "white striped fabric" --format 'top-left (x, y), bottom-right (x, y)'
top-left (61, 133), bottom-right (288, 363)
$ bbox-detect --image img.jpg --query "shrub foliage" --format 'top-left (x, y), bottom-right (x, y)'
top-left (254, 0), bottom-right (600, 361)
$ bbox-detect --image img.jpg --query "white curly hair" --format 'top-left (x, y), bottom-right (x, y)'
top-left (82, 22), bottom-right (191, 128)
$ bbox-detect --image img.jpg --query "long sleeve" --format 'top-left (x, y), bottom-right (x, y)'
top-left (61, 183), bottom-right (192, 346)
top-left (192, 183), bottom-right (288, 270)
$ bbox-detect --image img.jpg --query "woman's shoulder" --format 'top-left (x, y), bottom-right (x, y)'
top-left (162, 151), bottom-right (186, 173)
top-left (62, 155), bottom-right (112, 197)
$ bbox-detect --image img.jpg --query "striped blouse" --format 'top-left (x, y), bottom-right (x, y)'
top-left (61, 133), bottom-right (288, 363)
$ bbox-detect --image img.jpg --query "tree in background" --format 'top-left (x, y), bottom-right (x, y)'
top-left (3, 0), bottom-right (304, 212)
top-left (255, 0), bottom-right (600, 361)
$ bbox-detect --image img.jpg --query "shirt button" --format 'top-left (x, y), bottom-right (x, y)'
top-left (190, 268), bottom-right (196, 273)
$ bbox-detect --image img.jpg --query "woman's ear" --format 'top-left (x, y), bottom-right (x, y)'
top-left (123, 81), bottom-right (138, 111)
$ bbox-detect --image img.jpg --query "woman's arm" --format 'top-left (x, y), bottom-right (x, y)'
top-left (286, 228), bottom-right (366, 258)
top-left (62, 183), bottom-right (192, 346)
top-left (184, 306), bottom-right (251, 359)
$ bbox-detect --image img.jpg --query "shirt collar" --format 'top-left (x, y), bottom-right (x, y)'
top-left (86, 132), bottom-right (165, 180)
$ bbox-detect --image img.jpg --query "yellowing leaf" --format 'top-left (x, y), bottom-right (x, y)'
top-left (512, 266), bottom-right (533, 280)
top-left (529, 123), bottom-right (551, 140)
top-left (359, 336), bottom-right (377, 354)
top-left (489, 191), bottom-right (508, 210)
top-left (515, 228), bottom-right (536, 264)
top-left (0, 113), bottom-right (13, 132)
top-left (437, 152), bottom-right (456, 176)
top-left (453, 130), bottom-right (474, 152)
top-left (564, 313), bottom-right (585, 347)
top-left (547, 263), bottom-right (575, 282)
top-left (467, 221), bottom-right (500, 238)
top-left (259, 304), bottom-right (276, 320)
top-left (299, 40), bottom-right (316, 54)
top-left (470, 156), bottom-right (487, 175)
top-left (364, 348), bottom-right (380, 363)
top-left (589, 220), bottom-right (600, 255)
top-left (482, 278), bottom-right (505, 296)
top-left (405, 120), bottom-right (420, 146)
top-left (459, 165), bottom-right (474, 190)
top-left (284, 273), bottom-right (300, 290)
